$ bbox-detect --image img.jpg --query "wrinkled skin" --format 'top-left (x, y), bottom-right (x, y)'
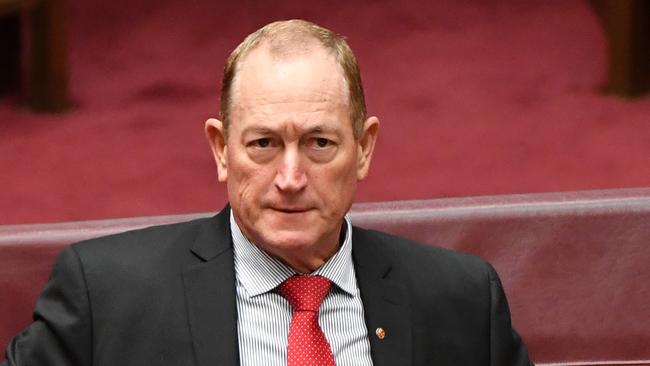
top-left (205, 44), bottom-right (379, 273)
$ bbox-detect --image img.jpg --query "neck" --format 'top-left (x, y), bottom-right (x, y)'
top-left (277, 248), bottom-right (336, 273)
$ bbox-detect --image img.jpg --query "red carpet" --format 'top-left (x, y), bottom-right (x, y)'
top-left (1, 0), bottom-right (649, 225)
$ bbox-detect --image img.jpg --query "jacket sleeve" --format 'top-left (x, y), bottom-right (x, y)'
top-left (2, 246), bottom-right (93, 366)
top-left (487, 263), bottom-right (534, 366)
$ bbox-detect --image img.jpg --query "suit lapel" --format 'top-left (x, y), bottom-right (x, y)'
top-left (182, 208), bottom-right (239, 366)
top-left (353, 228), bottom-right (413, 366)
top-left (180, 212), bottom-right (413, 366)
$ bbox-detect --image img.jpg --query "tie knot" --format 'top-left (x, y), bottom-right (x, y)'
top-left (278, 275), bottom-right (332, 312)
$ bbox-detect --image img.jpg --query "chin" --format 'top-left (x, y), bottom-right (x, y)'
top-left (262, 228), bottom-right (320, 250)
top-left (239, 211), bottom-right (338, 255)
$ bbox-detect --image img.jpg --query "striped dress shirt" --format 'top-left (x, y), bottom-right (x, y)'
top-left (230, 212), bottom-right (374, 366)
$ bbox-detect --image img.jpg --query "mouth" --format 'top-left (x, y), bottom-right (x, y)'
top-left (270, 207), bottom-right (312, 214)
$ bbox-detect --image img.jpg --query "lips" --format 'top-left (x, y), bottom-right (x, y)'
top-left (269, 206), bottom-right (312, 213)
top-left (274, 208), bottom-right (310, 213)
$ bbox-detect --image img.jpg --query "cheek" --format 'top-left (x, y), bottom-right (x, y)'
top-left (310, 157), bottom-right (358, 207)
top-left (228, 157), bottom-right (275, 204)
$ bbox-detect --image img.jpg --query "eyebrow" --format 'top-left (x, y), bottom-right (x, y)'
top-left (306, 124), bottom-right (339, 135)
top-left (242, 124), bottom-right (340, 136)
top-left (241, 126), bottom-right (276, 135)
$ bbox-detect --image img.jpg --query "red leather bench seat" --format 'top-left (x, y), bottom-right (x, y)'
top-left (1, 188), bottom-right (649, 366)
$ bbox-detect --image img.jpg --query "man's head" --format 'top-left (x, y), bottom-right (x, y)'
top-left (205, 19), bottom-right (379, 273)
top-left (220, 19), bottom-right (367, 139)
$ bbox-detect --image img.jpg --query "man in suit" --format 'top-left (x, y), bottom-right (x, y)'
top-left (3, 20), bottom-right (532, 365)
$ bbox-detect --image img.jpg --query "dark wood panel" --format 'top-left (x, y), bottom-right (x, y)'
top-left (590, 0), bottom-right (650, 97)
top-left (28, 0), bottom-right (69, 111)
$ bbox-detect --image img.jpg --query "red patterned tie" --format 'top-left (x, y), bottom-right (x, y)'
top-left (278, 275), bottom-right (335, 366)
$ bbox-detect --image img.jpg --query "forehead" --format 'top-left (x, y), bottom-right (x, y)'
top-left (232, 44), bottom-right (348, 113)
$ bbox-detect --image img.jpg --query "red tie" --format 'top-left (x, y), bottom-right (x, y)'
top-left (278, 275), bottom-right (335, 366)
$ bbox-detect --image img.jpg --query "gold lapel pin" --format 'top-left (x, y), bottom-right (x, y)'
top-left (375, 327), bottom-right (386, 340)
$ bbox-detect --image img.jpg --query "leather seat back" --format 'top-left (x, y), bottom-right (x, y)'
top-left (2, 188), bottom-right (649, 365)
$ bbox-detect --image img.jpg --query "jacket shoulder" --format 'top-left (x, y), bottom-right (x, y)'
top-left (351, 225), bottom-right (492, 283)
top-left (68, 215), bottom-right (223, 276)
top-left (72, 216), bottom-right (212, 252)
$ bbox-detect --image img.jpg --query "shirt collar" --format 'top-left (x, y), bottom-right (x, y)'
top-left (231, 211), bottom-right (357, 298)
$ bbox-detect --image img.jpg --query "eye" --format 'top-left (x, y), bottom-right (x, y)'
top-left (245, 137), bottom-right (277, 164)
top-left (305, 136), bottom-right (337, 163)
top-left (254, 138), bottom-right (270, 148)
top-left (315, 138), bottom-right (330, 148)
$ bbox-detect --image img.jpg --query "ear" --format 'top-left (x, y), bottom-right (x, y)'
top-left (204, 118), bottom-right (228, 182)
top-left (356, 116), bottom-right (380, 181)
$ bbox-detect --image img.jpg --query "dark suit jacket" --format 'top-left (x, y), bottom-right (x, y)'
top-left (3, 207), bottom-right (531, 365)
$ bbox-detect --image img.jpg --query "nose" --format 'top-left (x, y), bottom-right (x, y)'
top-left (274, 146), bottom-right (307, 193)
